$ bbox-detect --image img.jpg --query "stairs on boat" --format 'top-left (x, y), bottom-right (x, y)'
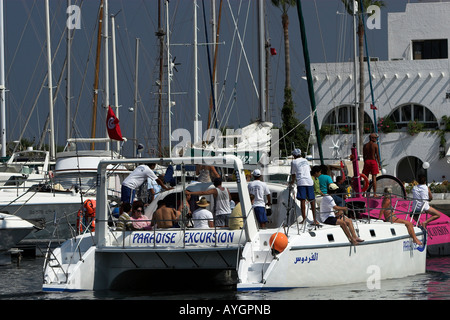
top-left (238, 232), bottom-right (277, 286)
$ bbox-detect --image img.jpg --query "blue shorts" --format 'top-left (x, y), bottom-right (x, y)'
top-left (253, 206), bottom-right (268, 224)
top-left (296, 185), bottom-right (315, 201)
top-left (121, 185), bottom-right (136, 204)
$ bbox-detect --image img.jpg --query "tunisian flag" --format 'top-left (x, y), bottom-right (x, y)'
top-left (106, 106), bottom-right (124, 141)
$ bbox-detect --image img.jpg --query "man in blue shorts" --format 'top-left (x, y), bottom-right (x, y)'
top-left (248, 169), bottom-right (271, 229)
top-left (290, 149), bottom-right (319, 225)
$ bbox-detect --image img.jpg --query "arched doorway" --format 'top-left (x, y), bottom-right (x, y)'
top-left (397, 156), bottom-right (427, 183)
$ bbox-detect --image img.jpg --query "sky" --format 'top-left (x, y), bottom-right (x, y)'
top-left (2, 0), bottom-right (421, 157)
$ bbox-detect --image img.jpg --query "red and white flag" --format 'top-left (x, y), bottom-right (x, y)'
top-left (106, 106), bottom-right (124, 141)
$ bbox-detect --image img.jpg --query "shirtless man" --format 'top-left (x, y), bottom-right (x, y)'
top-left (151, 199), bottom-right (181, 228)
top-left (362, 133), bottom-right (381, 195)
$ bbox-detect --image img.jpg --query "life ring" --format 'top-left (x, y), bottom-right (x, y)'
top-left (360, 173), bottom-right (369, 192)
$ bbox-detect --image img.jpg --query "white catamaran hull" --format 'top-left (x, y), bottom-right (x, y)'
top-left (42, 228), bottom-right (247, 292)
top-left (237, 221), bottom-right (427, 291)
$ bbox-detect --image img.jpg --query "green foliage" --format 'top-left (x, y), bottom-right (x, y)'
top-left (377, 117), bottom-right (396, 134)
top-left (407, 120), bottom-right (424, 136)
top-left (441, 115), bottom-right (450, 132)
top-left (280, 87), bottom-right (309, 157)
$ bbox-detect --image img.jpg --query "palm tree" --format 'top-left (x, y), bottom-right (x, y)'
top-left (342, 0), bottom-right (385, 152)
top-left (271, 0), bottom-right (308, 156)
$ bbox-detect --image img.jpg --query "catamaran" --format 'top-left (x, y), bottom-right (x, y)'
top-left (42, 155), bottom-right (426, 292)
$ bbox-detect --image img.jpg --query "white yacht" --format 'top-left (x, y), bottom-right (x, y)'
top-left (0, 139), bottom-right (129, 242)
top-left (42, 156), bottom-right (426, 292)
top-left (0, 149), bottom-right (53, 188)
top-left (0, 212), bottom-right (35, 264)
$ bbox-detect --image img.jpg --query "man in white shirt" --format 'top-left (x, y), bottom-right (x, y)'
top-left (247, 169), bottom-right (271, 228)
top-left (192, 197), bottom-right (214, 228)
top-left (121, 163), bottom-right (170, 203)
top-left (289, 149), bottom-right (318, 224)
top-left (320, 183), bottom-right (363, 246)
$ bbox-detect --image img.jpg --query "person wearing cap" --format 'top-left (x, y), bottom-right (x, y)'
top-left (248, 169), bottom-right (271, 228)
top-left (290, 149), bottom-right (319, 225)
top-left (192, 197), bottom-right (214, 228)
top-left (320, 183), bottom-right (364, 246)
top-left (362, 133), bottom-right (381, 195)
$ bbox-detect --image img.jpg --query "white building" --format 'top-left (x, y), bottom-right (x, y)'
top-left (310, 1), bottom-right (450, 183)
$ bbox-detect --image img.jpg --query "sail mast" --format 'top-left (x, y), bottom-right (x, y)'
top-left (258, 0), bottom-right (266, 122)
top-left (157, 0), bottom-right (165, 157)
top-left (91, 0), bottom-right (104, 150)
top-left (133, 38), bottom-right (140, 156)
top-left (103, 0), bottom-right (110, 151)
top-left (295, 0), bottom-right (324, 164)
top-left (0, 0), bottom-right (5, 158)
top-left (45, 0), bottom-right (55, 159)
top-left (66, 0), bottom-right (72, 141)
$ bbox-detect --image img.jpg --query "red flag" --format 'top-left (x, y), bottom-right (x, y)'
top-left (106, 106), bottom-right (124, 141)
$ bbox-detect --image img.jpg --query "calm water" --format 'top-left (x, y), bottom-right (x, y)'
top-left (0, 255), bottom-right (449, 301)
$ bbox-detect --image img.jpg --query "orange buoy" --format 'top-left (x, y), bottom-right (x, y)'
top-left (269, 232), bottom-right (288, 253)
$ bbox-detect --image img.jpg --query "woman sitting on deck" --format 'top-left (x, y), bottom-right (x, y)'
top-left (379, 188), bottom-right (422, 246)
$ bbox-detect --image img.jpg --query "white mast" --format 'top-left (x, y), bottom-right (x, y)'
top-left (66, 0), bottom-right (72, 141)
top-left (134, 38), bottom-right (140, 156)
top-left (103, 0), bottom-right (110, 150)
top-left (111, 13), bottom-right (119, 151)
top-left (258, 0), bottom-right (266, 122)
top-left (0, 0), bottom-right (5, 158)
top-left (166, 0), bottom-right (172, 155)
top-left (45, 0), bottom-right (55, 159)
top-left (193, 0), bottom-right (200, 144)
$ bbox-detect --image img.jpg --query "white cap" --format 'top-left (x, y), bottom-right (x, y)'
top-left (292, 149), bottom-right (301, 157)
top-left (328, 183), bottom-right (339, 191)
top-left (252, 169), bottom-right (261, 177)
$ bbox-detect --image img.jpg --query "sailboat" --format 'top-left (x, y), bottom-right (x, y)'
top-left (236, 0), bottom-right (426, 291)
top-left (0, 1), bottom-right (130, 244)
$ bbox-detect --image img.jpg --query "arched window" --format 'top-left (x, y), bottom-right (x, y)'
top-left (389, 103), bottom-right (438, 130)
top-left (321, 105), bottom-right (374, 134)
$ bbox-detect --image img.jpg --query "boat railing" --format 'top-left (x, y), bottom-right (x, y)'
top-left (347, 191), bottom-right (428, 227)
top-left (0, 175), bottom-right (52, 193)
